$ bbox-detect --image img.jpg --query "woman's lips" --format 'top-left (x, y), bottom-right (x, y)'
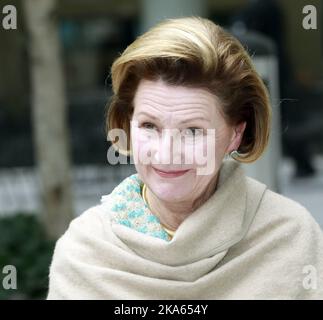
top-left (152, 167), bottom-right (190, 178)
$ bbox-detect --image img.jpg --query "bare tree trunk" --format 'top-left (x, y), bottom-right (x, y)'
top-left (23, 0), bottom-right (74, 239)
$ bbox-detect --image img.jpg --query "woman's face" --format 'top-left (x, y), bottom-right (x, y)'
top-left (131, 79), bottom-right (243, 203)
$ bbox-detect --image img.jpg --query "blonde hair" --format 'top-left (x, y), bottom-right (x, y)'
top-left (106, 16), bottom-right (271, 163)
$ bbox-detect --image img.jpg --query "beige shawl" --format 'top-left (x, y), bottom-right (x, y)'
top-left (47, 160), bottom-right (323, 299)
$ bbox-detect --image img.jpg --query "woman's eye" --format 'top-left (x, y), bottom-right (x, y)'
top-left (182, 127), bottom-right (203, 136)
top-left (141, 122), bottom-right (157, 130)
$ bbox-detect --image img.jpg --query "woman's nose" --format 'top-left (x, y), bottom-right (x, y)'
top-left (153, 129), bottom-right (182, 165)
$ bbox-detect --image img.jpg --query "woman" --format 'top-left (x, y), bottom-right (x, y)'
top-left (47, 17), bottom-right (323, 299)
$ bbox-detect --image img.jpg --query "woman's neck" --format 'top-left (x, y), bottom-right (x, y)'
top-left (145, 174), bottom-right (219, 231)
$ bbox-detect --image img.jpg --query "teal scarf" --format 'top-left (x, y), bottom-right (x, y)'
top-left (101, 174), bottom-right (172, 241)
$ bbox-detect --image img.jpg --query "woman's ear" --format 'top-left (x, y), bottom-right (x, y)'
top-left (227, 121), bottom-right (247, 153)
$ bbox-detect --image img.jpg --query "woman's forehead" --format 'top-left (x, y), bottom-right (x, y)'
top-left (133, 79), bottom-right (222, 118)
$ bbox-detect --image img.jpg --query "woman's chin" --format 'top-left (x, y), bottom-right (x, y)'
top-left (149, 183), bottom-right (192, 202)
top-left (154, 193), bottom-right (188, 203)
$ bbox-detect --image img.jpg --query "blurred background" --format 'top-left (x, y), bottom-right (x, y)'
top-left (0, 0), bottom-right (322, 299)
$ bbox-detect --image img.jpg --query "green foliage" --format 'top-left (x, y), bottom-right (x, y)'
top-left (0, 213), bottom-right (55, 300)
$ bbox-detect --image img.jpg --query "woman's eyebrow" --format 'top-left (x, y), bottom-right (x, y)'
top-left (136, 111), bottom-right (159, 121)
top-left (135, 111), bottom-right (210, 124)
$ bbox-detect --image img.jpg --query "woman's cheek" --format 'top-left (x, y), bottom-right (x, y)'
top-left (133, 131), bottom-right (159, 165)
top-left (185, 137), bottom-right (212, 165)
top-left (194, 133), bottom-right (218, 176)
top-left (182, 142), bottom-right (196, 166)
